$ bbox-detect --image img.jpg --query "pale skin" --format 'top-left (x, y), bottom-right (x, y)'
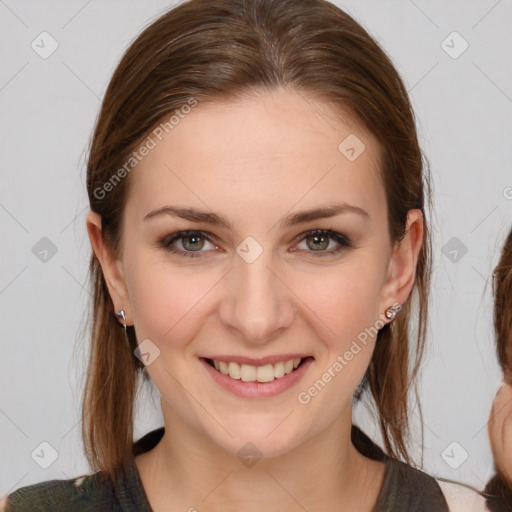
top-left (86, 87), bottom-right (424, 512)
top-left (489, 382), bottom-right (512, 485)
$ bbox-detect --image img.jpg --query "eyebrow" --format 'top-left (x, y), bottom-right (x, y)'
top-left (143, 202), bottom-right (370, 229)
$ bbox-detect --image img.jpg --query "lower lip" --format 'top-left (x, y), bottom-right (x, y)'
top-left (199, 357), bottom-right (314, 398)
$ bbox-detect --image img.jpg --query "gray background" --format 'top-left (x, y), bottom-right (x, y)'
top-left (1, 0), bottom-right (511, 498)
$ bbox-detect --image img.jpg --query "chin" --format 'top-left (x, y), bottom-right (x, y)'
top-left (203, 414), bottom-right (313, 461)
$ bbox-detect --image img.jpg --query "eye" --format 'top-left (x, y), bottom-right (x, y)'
top-left (293, 229), bottom-right (353, 256)
top-left (158, 228), bottom-right (353, 259)
top-left (159, 230), bottom-right (218, 258)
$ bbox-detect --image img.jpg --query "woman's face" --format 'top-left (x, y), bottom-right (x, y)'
top-left (89, 87), bottom-right (422, 458)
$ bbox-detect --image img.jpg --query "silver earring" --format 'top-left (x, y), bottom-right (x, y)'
top-left (116, 309), bottom-right (127, 331)
top-left (115, 309), bottom-right (145, 374)
top-left (385, 303), bottom-right (402, 321)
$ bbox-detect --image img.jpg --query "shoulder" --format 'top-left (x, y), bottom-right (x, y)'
top-left (1, 472), bottom-right (117, 512)
top-left (379, 459), bottom-right (490, 512)
top-left (376, 459), bottom-right (450, 511)
top-left (437, 480), bottom-right (490, 512)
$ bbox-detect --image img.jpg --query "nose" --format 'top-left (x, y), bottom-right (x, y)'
top-left (218, 249), bottom-right (295, 345)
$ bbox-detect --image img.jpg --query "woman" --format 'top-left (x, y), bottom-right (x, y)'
top-left (486, 228), bottom-right (512, 511)
top-left (1, 0), bottom-right (487, 510)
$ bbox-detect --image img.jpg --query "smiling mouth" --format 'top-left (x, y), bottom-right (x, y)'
top-left (204, 357), bottom-right (312, 383)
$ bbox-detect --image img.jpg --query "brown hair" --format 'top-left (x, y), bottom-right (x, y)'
top-left (83, 0), bottom-right (432, 483)
top-left (493, 228), bottom-right (512, 383)
top-left (483, 228), bottom-right (512, 501)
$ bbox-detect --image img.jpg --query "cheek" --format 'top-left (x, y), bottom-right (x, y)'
top-left (298, 256), bottom-right (385, 339)
top-left (125, 252), bottom-right (220, 343)
top-left (294, 269), bottom-right (382, 419)
top-left (289, 255), bottom-right (386, 405)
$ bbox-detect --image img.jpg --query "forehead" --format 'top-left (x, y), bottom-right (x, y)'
top-left (125, 88), bottom-right (385, 225)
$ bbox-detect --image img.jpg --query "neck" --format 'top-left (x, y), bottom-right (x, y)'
top-left (135, 407), bottom-right (386, 512)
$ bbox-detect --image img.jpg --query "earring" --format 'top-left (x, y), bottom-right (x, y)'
top-left (115, 309), bottom-right (145, 373)
top-left (385, 303), bottom-right (402, 321)
top-left (115, 309), bottom-right (127, 331)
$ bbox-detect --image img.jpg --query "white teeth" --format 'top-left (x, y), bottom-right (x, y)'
top-left (240, 364), bottom-right (256, 382)
top-left (211, 358), bottom-right (303, 383)
top-left (274, 361), bottom-right (285, 378)
top-left (256, 364), bottom-right (275, 383)
top-left (228, 361), bottom-right (241, 380)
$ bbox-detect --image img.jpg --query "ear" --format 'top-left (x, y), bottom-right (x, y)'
top-left (379, 209), bottom-right (424, 318)
top-left (86, 210), bottom-right (132, 325)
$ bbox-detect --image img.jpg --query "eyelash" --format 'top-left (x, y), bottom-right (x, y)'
top-left (158, 229), bottom-right (353, 259)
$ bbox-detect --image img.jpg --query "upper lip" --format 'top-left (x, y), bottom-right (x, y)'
top-left (200, 354), bottom-right (312, 366)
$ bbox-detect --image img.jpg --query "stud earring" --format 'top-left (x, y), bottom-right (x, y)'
top-left (115, 309), bottom-right (127, 331)
top-left (385, 303), bottom-right (402, 321)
